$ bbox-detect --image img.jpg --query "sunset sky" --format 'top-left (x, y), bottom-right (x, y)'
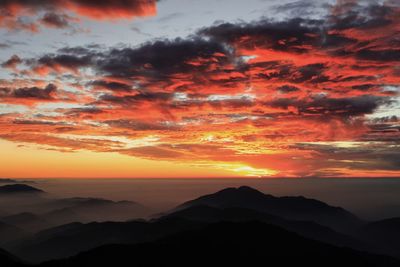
top-left (0, 0), bottom-right (399, 178)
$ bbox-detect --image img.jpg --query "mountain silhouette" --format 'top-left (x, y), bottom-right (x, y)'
top-left (39, 221), bottom-right (400, 267)
top-left (13, 218), bottom-right (204, 263)
top-left (46, 197), bottom-right (149, 222)
top-left (357, 218), bottom-right (400, 258)
top-left (13, 205), bottom-right (372, 263)
top-left (1, 213), bottom-right (50, 234)
top-left (0, 247), bottom-right (25, 267)
top-left (8, 186), bottom-right (377, 263)
top-left (0, 221), bottom-right (27, 247)
top-left (0, 184), bottom-right (44, 195)
top-left (176, 186), bottom-right (362, 232)
top-left (2, 186), bottom-right (400, 266)
top-left (2, 197), bottom-right (151, 230)
top-left (162, 205), bottom-right (372, 252)
top-left (34, 208), bottom-right (81, 228)
top-left (0, 195), bottom-right (151, 249)
top-left (10, 192), bottom-right (377, 263)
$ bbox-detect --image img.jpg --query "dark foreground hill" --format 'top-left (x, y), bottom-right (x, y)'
top-left (0, 222), bottom-right (27, 247)
top-left (39, 221), bottom-right (399, 267)
top-left (13, 218), bottom-right (204, 263)
top-left (163, 205), bottom-right (371, 251)
top-left (12, 204), bottom-right (370, 263)
top-left (357, 218), bottom-right (400, 258)
top-left (0, 248), bottom-right (25, 267)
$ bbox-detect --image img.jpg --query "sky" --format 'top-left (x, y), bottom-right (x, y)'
top-left (0, 0), bottom-right (399, 178)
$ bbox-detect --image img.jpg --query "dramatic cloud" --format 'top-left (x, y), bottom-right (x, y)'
top-left (0, 0), bottom-right (157, 31)
top-left (0, 83), bottom-right (57, 103)
top-left (0, 0), bottom-right (399, 177)
top-left (1, 55), bottom-right (22, 70)
top-left (39, 12), bottom-right (74, 29)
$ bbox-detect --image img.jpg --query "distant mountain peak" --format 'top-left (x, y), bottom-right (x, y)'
top-left (212, 186), bottom-right (272, 197)
top-left (176, 186), bottom-right (362, 232)
top-left (237, 185), bottom-right (259, 191)
top-left (0, 184), bottom-right (44, 194)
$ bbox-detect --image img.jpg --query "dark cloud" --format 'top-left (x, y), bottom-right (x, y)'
top-left (63, 107), bottom-right (104, 118)
top-left (57, 45), bottom-right (102, 55)
top-left (26, 37), bottom-right (232, 81)
top-left (199, 18), bottom-right (321, 53)
top-left (105, 119), bottom-right (179, 131)
top-left (200, 2), bottom-right (399, 62)
top-left (0, 0), bottom-right (157, 31)
top-left (40, 13), bottom-right (72, 29)
top-left (257, 63), bottom-right (329, 84)
top-left (0, 43), bottom-right (11, 49)
top-left (0, 83), bottom-right (57, 100)
top-left (351, 84), bottom-right (377, 91)
top-left (13, 119), bottom-right (62, 125)
top-left (13, 83), bottom-right (57, 99)
top-left (270, 95), bottom-right (390, 117)
top-left (292, 63), bottom-right (329, 84)
top-left (29, 53), bottom-right (94, 74)
top-left (277, 85), bottom-right (300, 93)
top-left (88, 80), bottom-right (133, 92)
top-left (294, 142), bottom-right (400, 171)
top-left (1, 55), bottom-right (22, 69)
top-left (329, 3), bottom-right (394, 30)
top-left (356, 49), bottom-right (400, 62)
top-left (99, 92), bottom-right (172, 106)
top-left (96, 38), bottom-right (232, 79)
top-left (362, 116), bottom-right (400, 142)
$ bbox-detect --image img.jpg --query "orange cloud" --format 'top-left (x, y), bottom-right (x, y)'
top-left (0, 0), bottom-right (157, 31)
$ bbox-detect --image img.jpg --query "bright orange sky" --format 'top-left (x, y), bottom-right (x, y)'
top-left (0, 0), bottom-right (399, 178)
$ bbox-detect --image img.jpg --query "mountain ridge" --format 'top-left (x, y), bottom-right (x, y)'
top-left (175, 186), bottom-right (363, 232)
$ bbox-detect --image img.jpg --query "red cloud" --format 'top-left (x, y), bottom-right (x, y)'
top-left (0, 0), bottom-right (157, 31)
top-left (1, 55), bottom-right (22, 71)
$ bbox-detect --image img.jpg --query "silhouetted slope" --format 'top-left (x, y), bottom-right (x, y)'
top-left (162, 205), bottom-right (371, 252)
top-left (0, 196), bottom-right (148, 234)
top-left (46, 197), bottom-right (149, 222)
top-left (0, 184), bottom-right (44, 195)
top-left (15, 218), bottom-right (204, 263)
top-left (0, 221), bottom-right (28, 246)
top-left (357, 218), bottom-right (400, 258)
top-left (2, 213), bottom-right (50, 233)
top-left (13, 187), bottom-right (374, 263)
top-left (14, 206), bottom-right (371, 263)
top-left (0, 247), bottom-right (25, 267)
top-left (40, 222), bottom-right (400, 267)
top-left (177, 186), bottom-right (362, 231)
